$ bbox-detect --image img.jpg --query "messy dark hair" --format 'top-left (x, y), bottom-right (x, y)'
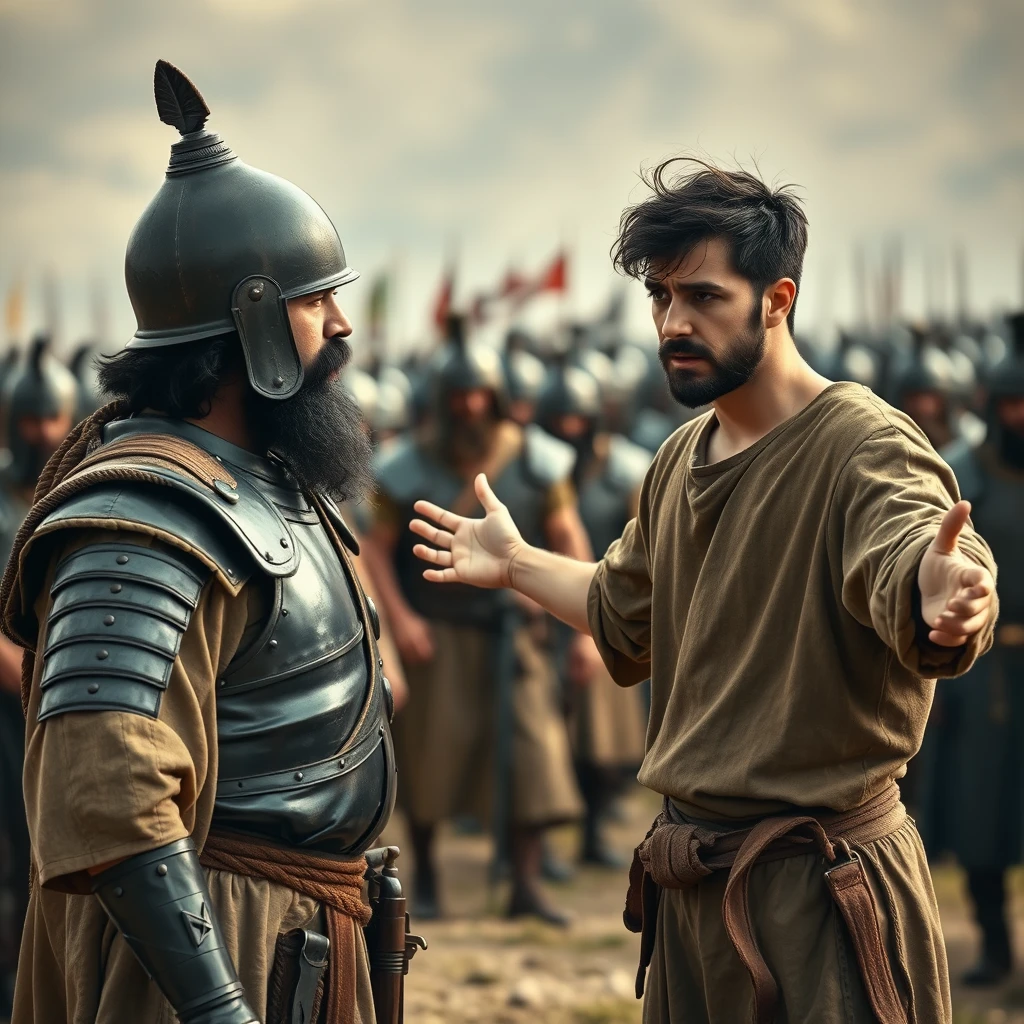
top-left (97, 333), bottom-right (244, 419)
top-left (612, 157), bottom-right (809, 331)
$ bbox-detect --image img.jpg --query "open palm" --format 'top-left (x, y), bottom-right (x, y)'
top-left (410, 474), bottom-right (525, 589)
top-left (918, 500), bottom-right (995, 647)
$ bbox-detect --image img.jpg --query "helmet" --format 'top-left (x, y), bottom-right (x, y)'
top-left (535, 362), bottom-right (601, 432)
top-left (985, 312), bottom-right (1024, 401)
top-left (124, 60), bottom-right (358, 401)
top-left (887, 326), bottom-right (954, 407)
top-left (503, 348), bottom-right (546, 405)
top-left (431, 313), bottom-right (506, 409)
top-left (3, 334), bottom-right (79, 485)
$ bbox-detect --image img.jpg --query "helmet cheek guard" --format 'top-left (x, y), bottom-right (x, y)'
top-left (231, 276), bottom-right (303, 400)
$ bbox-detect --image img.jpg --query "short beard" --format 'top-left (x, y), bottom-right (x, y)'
top-left (246, 337), bottom-right (373, 503)
top-left (659, 302), bottom-right (766, 409)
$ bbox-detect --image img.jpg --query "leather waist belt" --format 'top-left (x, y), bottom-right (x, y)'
top-left (624, 784), bottom-right (908, 1024)
top-left (996, 623), bottom-right (1024, 647)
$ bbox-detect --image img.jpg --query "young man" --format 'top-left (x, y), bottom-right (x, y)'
top-left (410, 160), bottom-right (998, 1023)
top-left (2, 62), bottom-right (396, 1024)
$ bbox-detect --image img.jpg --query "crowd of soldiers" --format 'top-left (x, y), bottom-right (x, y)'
top-left (0, 295), bottom-right (1021, 1013)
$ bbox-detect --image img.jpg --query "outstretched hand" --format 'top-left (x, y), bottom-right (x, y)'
top-left (411, 474), bottom-right (525, 590)
top-left (918, 501), bottom-right (995, 648)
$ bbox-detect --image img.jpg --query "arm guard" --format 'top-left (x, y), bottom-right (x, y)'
top-left (92, 838), bottom-right (258, 1024)
top-left (38, 540), bottom-right (209, 722)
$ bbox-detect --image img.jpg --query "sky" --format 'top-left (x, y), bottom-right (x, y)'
top-left (0, 0), bottom-right (1021, 357)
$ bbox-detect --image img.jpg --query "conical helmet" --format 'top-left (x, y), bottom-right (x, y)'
top-left (124, 60), bottom-right (358, 401)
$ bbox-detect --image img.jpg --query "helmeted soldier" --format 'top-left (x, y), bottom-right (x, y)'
top-left (935, 311), bottom-right (1024, 986)
top-left (502, 328), bottom-right (546, 428)
top-left (887, 325), bottom-right (958, 454)
top-left (534, 360), bottom-right (650, 867)
top-left (360, 313), bottom-right (586, 923)
top-left (0, 337), bottom-right (76, 1018)
top-left (1, 61), bottom-right (398, 1024)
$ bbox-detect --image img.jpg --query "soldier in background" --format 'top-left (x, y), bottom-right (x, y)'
top-left (362, 315), bottom-right (587, 923)
top-left (940, 312), bottom-right (1024, 986)
top-left (0, 336), bottom-right (79, 1015)
top-left (534, 361), bottom-right (650, 867)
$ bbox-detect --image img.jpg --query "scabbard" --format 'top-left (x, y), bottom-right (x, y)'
top-left (364, 847), bottom-right (427, 1024)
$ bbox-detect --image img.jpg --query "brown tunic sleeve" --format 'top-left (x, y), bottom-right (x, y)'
top-left (22, 530), bottom-right (251, 892)
top-left (832, 424), bottom-right (998, 678)
top-left (587, 512), bottom-right (653, 688)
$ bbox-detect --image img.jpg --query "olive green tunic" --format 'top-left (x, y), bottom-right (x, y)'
top-left (587, 383), bottom-right (998, 1022)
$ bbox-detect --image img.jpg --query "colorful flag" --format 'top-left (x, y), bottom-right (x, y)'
top-left (432, 264), bottom-right (455, 331)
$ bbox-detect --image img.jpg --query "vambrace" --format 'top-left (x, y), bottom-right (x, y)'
top-left (37, 541), bottom-right (210, 722)
top-left (92, 838), bottom-right (259, 1024)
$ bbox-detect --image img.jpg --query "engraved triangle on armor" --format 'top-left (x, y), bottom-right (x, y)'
top-left (182, 900), bottom-right (213, 947)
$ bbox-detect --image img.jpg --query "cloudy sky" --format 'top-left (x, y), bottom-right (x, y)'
top-left (0, 0), bottom-right (1021, 355)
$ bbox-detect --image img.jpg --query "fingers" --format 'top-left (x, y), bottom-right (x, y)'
top-left (931, 500), bottom-right (971, 555)
top-left (943, 595), bottom-right (989, 618)
top-left (412, 543), bottom-right (453, 568)
top-left (422, 567), bottom-right (462, 583)
top-left (413, 499), bottom-right (464, 532)
top-left (933, 609), bottom-right (989, 635)
top-left (928, 629), bottom-right (968, 648)
top-left (409, 519), bottom-right (453, 550)
top-left (475, 473), bottom-right (503, 513)
top-left (959, 566), bottom-right (993, 596)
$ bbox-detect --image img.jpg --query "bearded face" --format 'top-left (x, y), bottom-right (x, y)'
top-left (658, 299), bottom-right (766, 409)
top-left (246, 335), bottom-right (373, 503)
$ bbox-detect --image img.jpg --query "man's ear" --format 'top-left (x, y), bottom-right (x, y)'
top-left (764, 278), bottom-right (796, 329)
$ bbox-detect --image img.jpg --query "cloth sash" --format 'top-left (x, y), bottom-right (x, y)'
top-left (200, 832), bottom-right (371, 1024)
top-left (624, 784), bottom-right (909, 1024)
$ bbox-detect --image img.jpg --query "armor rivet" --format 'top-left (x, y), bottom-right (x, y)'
top-left (156, 865), bottom-right (167, 877)
top-left (379, 725), bottom-right (385, 736)
top-left (237, 781), bottom-right (243, 788)
top-left (248, 281), bottom-right (265, 302)
top-left (87, 683), bottom-right (99, 694)
top-left (116, 555), bottom-right (129, 565)
top-left (268, 639), bottom-right (278, 650)
top-left (96, 650), bottom-right (109, 661)
top-left (218, 679), bottom-right (226, 688)
top-left (280, 538), bottom-right (289, 548)
top-left (281, 608), bottom-right (289, 617)
top-left (264, 551), bottom-right (274, 561)
top-left (103, 615), bottom-right (115, 626)
top-left (339, 759), bottom-right (346, 768)
top-left (272, 376), bottom-right (285, 388)
top-left (113, 886), bottom-right (123, 897)
top-left (213, 479), bottom-right (240, 505)
top-left (294, 771), bottom-right (304, 781)
top-left (378, 658), bottom-right (384, 668)
top-left (110, 583), bottom-right (122, 594)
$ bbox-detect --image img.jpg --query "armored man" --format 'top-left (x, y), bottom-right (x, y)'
top-left (2, 62), bottom-right (395, 1024)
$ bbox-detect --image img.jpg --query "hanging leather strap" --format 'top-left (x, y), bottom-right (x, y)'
top-left (625, 785), bottom-right (909, 1023)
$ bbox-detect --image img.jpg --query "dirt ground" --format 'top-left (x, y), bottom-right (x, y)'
top-left (381, 788), bottom-right (1024, 1024)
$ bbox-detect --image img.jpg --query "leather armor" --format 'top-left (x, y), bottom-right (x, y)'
top-left (33, 415), bottom-right (396, 856)
top-left (577, 434), bottom-right (653, 559)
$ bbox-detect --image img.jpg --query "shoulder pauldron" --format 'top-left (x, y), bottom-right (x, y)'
top-left (38, 541), bottom-right (209, 722)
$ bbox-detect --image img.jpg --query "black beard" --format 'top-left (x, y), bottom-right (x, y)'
top-left (659, 307), bottom-right (766, 409)
top-left (246, 337), bottom-right (373, 503)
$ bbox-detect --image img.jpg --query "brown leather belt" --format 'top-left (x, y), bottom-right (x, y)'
top-left (624, 785), bottom-right (909, 1024)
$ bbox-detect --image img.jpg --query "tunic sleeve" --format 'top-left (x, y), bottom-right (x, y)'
top-left (22, 531), bottom-right (250, 892)
top-left (833, 425), bottom-right (998, 678)
top-left (587, 515), bottom-right (653, 687)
